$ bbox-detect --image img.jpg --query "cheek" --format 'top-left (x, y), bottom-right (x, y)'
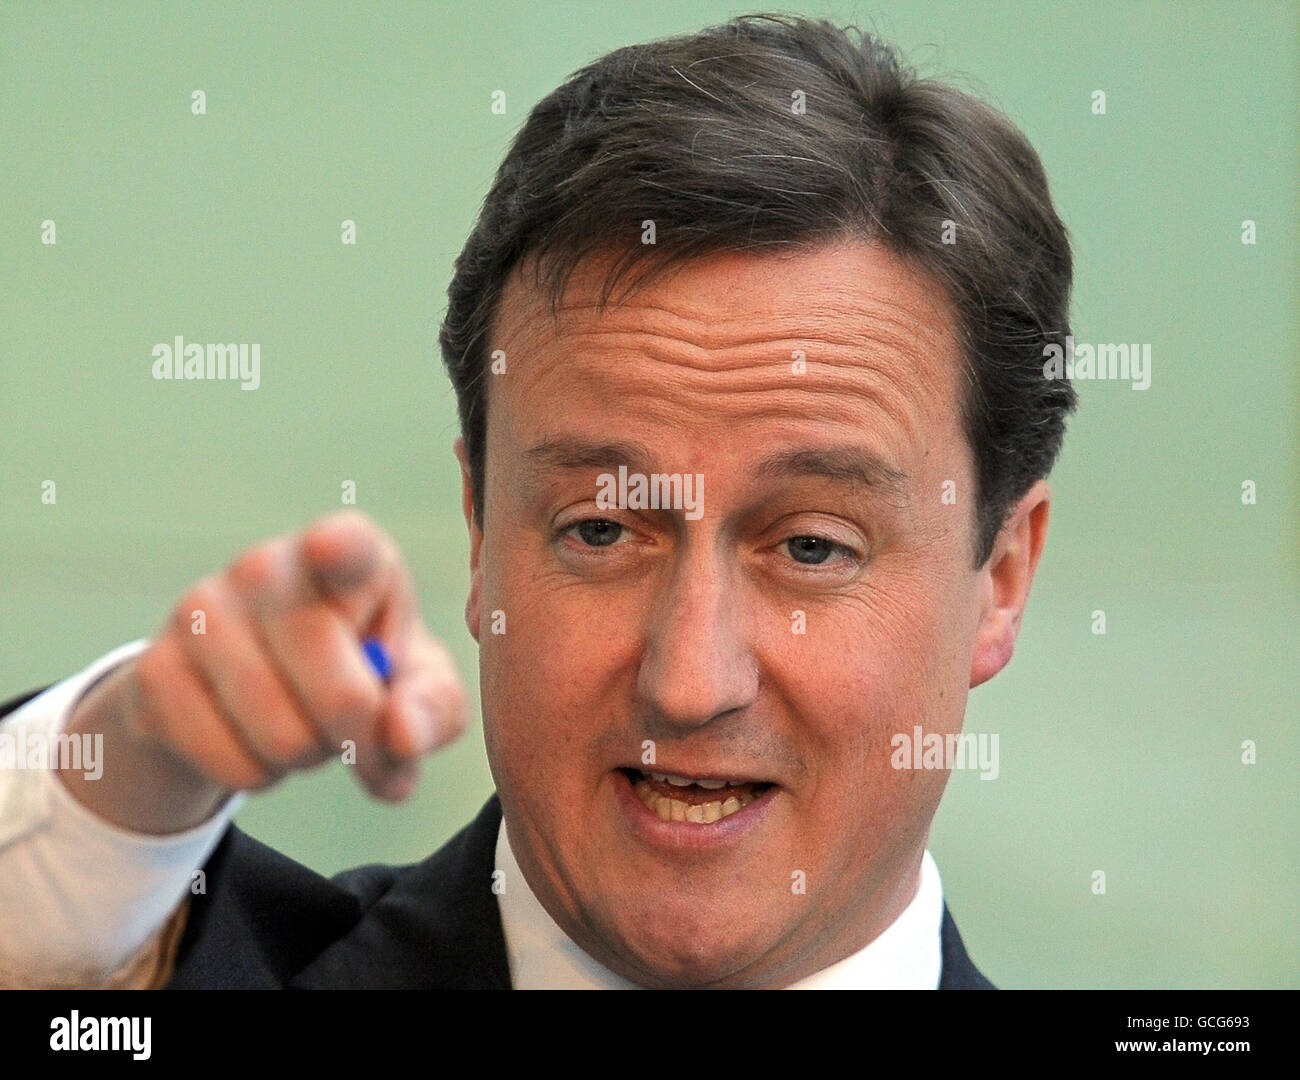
top-left (782, 571), bottom-right (976, 787)
top-left (771, 586), bottom-right (970, 874)
top-left (478, 532), bottom-right (625, 780)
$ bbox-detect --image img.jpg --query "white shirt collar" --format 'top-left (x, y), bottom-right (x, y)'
top-left (495, 816), bottom-right (944, 989)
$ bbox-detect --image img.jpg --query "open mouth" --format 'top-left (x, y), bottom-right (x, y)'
top-left (618, 767), bottom-right (775, 823)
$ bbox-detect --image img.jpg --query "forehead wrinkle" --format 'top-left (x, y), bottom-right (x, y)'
top-left (490, 246), bottom-right (966, 475)
top-left (545, 334), bottom-right (938, 454)
top-left (499, 336), bottom-right (938, 474)
top-left (496, 248), bottom-right (958, 367)
top-left (528, 291), bottom-right (951, 375)
top-left (500, 322), bottom-right (950, 435)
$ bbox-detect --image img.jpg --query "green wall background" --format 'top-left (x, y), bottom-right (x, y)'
top-left (2, 1), bottom-right (1295, 989)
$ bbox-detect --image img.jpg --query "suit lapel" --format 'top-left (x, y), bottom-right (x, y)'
top-left (938, 903), bottom-right (996, 989)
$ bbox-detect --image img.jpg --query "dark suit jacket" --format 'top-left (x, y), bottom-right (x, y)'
top-left (1, 686), bottom-right (996, 989)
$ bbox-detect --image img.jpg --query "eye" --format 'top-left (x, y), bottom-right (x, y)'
top-left (568, 518), bottom-right (626, 547)
top-left (784, 535), bottom-right (855, 566)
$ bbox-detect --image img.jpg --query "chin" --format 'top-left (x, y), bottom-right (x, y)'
top-left (590, 898), bottom-right (781, 989)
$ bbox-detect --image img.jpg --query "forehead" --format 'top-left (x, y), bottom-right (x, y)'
top-left (486, 240), bottom-right (966, 468)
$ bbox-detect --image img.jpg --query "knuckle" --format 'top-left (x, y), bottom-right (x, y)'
top-left (377, 531), bottom-right (404, 570)
top-left (223, 661), bottom-right (270, 711)
top-left (241, 763), bottom-right (282, 792)
top-left (258, 721), bottom-right (316, 765)
top-left (204, 738), bottom-right (276, 792)
top-left (317, 682), bottom-right (380, 730)
top-left (448, 709), bottom-right (468, 739)
top-left (312, 508), bottom-right (375, 547)
top-left (132, 643), bottom-right (173, 715)
top-left (439, 681), bottom-right (468, 730)
top-left (324, 507), bottom-right (372, 529)
top-left (172, 580), bottom-right (221, 635)
top-left (226, 546), bottom-right (279, 595)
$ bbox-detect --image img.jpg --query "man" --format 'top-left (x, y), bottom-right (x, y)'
top-left (0, 13), bottom-right (1073, 989)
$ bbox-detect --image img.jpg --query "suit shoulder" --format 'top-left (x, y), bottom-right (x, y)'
top-left (168, 795), bottom-right (508, 989)
top-left (167, 823), bottom-right (410, 988)
top-left (289, 795), bottom-right (510, 989)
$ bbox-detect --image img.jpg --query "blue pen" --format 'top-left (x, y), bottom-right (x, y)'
top-left (362, 636), bottom-right (393, 683)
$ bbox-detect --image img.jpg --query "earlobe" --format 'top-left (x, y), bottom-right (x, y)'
top-left (969, 481), bottom-right (1051, 689)
top-left (968, 610), bottom-right (1013, 689)
top-left (454, 438), bottom-right (485, 644)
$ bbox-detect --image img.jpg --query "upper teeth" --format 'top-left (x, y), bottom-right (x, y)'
top-left (649, 772), bottom-right (744, 789)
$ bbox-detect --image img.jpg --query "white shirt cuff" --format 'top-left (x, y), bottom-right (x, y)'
top-left (0, 640), bottom-right (244, 980)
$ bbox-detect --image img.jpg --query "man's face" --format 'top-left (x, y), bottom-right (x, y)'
top-left (458, 240), bottom-right (1042, 988)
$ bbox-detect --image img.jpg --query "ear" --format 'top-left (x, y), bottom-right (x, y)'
top-left (454, 437), bottom-right (485, 644)
top-left (969, 479), bottom-right (1052, 689)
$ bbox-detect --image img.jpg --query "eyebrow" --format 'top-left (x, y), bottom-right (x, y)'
top-left (754, 446), bottom-right (910, 503)
top-left (524, 437), bottom-right (657, 476)
top-left (523, 437), bottom-right (908, 502)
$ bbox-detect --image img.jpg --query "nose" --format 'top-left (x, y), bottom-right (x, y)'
top-left (634, 541), bottom-right (759, 734)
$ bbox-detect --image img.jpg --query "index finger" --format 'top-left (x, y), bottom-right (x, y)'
top-left (295, 510), bottom-right (416, 650)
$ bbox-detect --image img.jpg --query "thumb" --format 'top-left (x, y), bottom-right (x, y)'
top-left (375, 623), bottom-right (468, 760)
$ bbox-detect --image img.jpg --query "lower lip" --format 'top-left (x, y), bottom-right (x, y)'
top-left (611, 769), bottom-right (779, 853)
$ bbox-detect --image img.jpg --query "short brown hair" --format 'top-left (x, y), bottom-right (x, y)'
top-left (439, 12), bottom-right (1076, 566)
